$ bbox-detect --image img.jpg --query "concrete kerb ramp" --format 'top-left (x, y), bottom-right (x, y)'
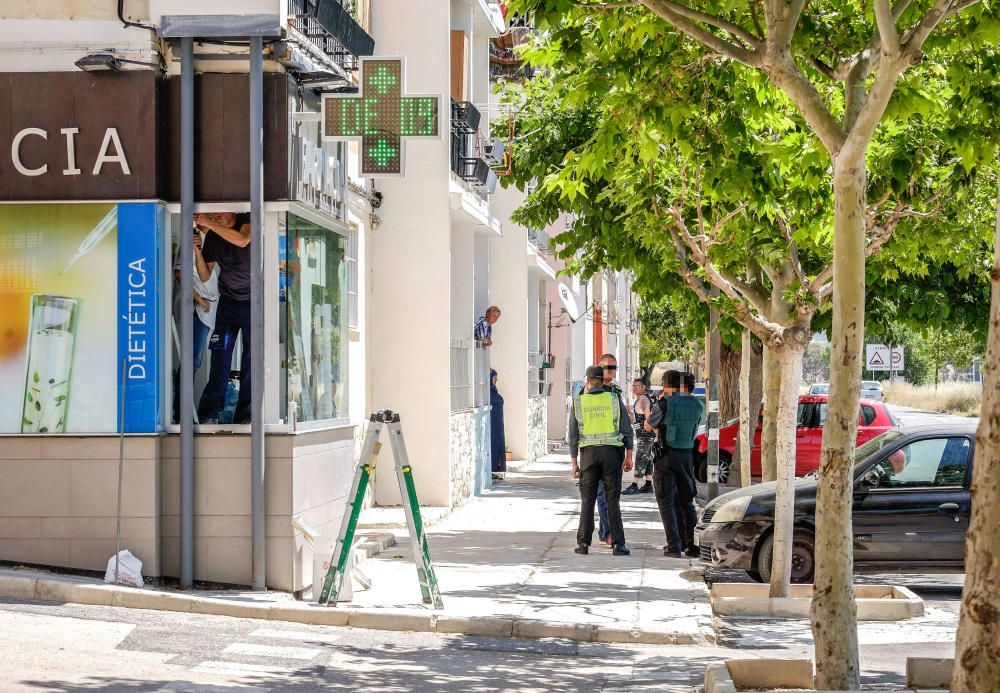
top-left (710, 583), bottom-right (924, 620)
top-left (0, 569), bottom-right (712, 646)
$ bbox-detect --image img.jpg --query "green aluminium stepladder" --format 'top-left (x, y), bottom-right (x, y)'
top-left (318, 410), bottom-right (443, 608)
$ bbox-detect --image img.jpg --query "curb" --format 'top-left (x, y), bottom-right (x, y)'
top-left (0, 572), bottom-right (709, 647)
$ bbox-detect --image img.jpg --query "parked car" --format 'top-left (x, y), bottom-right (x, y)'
top-left (694, 423), bottom-right (975, 582)
top-left (861, 380), bottom-right (884, 401)
top-left (807, 383), bottom-right (829, 395)
top-left (694, 395), bottom-right (899, 482)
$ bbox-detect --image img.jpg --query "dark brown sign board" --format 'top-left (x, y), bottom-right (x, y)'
top-left (0, 71), bottom-right (159, 201)
top-left (163, 73), bottom-right (290, 202)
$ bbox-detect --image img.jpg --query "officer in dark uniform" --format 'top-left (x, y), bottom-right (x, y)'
top-left (646, 370), bottom-right (703, 557)
top-left (569, 365), bottom-right (634, 556)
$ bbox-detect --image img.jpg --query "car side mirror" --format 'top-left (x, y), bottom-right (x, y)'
top-left (858, 469), bottom-right (880, 491)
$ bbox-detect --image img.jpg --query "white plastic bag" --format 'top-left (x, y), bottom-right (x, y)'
top-left (105, 550), bottom-right (143, 587)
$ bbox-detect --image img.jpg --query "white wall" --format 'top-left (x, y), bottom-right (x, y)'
top-left (369, 0), bottom-right (453, 507)
top-left (489, 186), bottom-right (529, 459)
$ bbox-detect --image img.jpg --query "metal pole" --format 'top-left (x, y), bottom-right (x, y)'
top-left (179, 36), bottom-right (195, 590)
top-left (707, 290), bottom-right (721, 500)
top-left (249, 35), bottom-right (266, 591)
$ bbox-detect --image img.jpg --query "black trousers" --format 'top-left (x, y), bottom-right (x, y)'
top-left (652, 448), bottom-right (698, 552)
top-left (577, 446), bottom-right (626, 547)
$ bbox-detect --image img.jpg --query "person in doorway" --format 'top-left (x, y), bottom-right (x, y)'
top-left (594, 354), bottom-right (634, 545)
top-left (569, 365), bottom-right (634, 555)
top-left (646, 370), bottom-right (703, 558)
top-left (489, 369), bottom-right (507, 481)
top-left (474, 306), bottom-right (502, 347)
top-left (623, 378), bottom-right (655, 495)
top-left (196, 212), bottom-right (253, 424)
top-left (172, 226), bottom-right (220, 422)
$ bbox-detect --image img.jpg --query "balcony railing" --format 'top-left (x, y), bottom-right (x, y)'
top-left (527, 228), bottom-right (551, 254)
top-left (450, 101), bottom-right (498, 198)
top-left (288, 0), bottom-right (375, 72)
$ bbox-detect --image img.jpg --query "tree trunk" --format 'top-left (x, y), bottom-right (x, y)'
top-left (761, 347), bottom-right (781, 482)
top-left (720, 342), bottom-right (741, 421)
top-left (812, 166), bottom-right (866, 691)
top-left (951, 175), bottom-right (1000, 692)
top-left (768, 342), bottom-right (805, 597)
top-left (739, 329), bottom-right (753, 487)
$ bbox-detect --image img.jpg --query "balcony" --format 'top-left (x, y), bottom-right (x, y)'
top-left (288, 0), bottom-right (375, 73)
top-left (490, 26), bottom-right (536, 81)
top-left (527, 228), bottom-right (551, 255)
top-left (450, 100), bottom-right (498, 198)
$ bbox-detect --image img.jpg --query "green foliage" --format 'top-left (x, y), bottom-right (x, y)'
top-left (637, 297), bottom-right (701, 365)
top-left (499, 0), bottom-right (998, 343)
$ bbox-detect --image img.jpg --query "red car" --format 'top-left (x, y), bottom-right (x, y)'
top-left (694, 395), bottom-right (899, 482)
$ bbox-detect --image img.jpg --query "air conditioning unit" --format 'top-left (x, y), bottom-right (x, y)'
top-left (451, 100), bottom-right (482, 134)
top-left (483, 168), bottom-right (499, 194)
top-left (483, 138), bottom-right (506, 167)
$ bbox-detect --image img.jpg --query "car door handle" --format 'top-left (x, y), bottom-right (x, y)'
top-left (939, 502), bottom-right (960, 513)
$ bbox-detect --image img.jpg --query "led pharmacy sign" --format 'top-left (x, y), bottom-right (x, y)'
top-left (322, 57), bottom-right (441, 176)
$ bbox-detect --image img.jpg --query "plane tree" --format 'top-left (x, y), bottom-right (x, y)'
top-left (502, 1), bottom-right (996, 685)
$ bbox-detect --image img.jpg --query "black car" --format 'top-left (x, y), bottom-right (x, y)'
top-left (694, 423), bottom-right (975, 583)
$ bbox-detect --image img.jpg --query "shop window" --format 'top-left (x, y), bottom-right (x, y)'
top-left (283, 213), bottom-right (349, 423)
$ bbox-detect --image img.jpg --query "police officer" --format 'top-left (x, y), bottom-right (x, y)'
top-left (569, 365), bottom-right (634, 556)
top-left (646, 370), bottom-right (703, 558)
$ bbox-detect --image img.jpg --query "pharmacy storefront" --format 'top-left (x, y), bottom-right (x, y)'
top-left (0, 70), bottom-right (357, 592)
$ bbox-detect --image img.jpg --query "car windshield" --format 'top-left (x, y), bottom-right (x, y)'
top-left (861, 381), bottom-right (881, 390)
top-left (854, 430), bottom-right (905, 467)
top-left (811, 384), bottom-right (829, 394)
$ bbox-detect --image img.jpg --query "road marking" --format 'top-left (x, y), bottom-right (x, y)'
top-left (158, 681), bottom-right (270, 692)
top-left (249, 627), bottom-right (345, 644)
top-left (194, 660), bottom-right (294, 676)
top-left (222, 642), bottom-right (323, 661)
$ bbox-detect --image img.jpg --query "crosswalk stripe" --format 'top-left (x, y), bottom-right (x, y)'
top-left (222, 642), bottom-right (323, 661)
top-left (157, 681), bottom-right (270, 693)
top-left (194, 660), bottom-right (294, 677)
top-left (249, 628), bottom-right (345, 645)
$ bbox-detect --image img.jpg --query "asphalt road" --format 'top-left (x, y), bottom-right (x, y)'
top-left (884, 403), bottom-right (977, 428)
top-left (0, 597), bottom-right (722, 693)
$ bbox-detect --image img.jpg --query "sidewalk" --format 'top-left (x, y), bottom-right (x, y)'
top-left (349, 452), bottom-right (713, 641)
top-left (0, 453), bottom-right (713, 646)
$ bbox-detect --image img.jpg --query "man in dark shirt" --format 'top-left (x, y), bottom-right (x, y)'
top-left (195, 212), bottom-right (252, 424)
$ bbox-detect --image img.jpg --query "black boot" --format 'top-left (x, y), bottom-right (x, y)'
top-left (639, 480), bottom-right (654, 494)
top-left (574, 544), bottom-right (589, 555)
top-left (612, 545), bottom-right (631, 556)
top-left (622, 482), bottom-right (640, 495)
top-left (685, 545), bottom-right (700, 558)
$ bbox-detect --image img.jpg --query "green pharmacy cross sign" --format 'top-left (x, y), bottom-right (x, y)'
top-left (323, 57), bottom-right (441, 177)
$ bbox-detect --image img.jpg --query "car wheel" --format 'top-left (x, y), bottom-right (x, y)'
top-left (694, 453), bottom-right (707, 483)
top-left (746, 569), bottom-right (764, 583)
top-left (717, 451), bottom-right (732, 485)
top-left (754, 530), bottom-right (816, 584)
top-left (694, 452), bottom-right (730, 484)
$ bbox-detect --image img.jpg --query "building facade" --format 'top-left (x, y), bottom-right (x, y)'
top-left (0, 0), bottom-right (638, 594)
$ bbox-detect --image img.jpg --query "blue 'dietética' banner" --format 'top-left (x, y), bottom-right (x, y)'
top-left (117, 203), bottom-right (163, 433)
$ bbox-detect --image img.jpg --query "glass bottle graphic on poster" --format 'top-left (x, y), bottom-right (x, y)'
top-left (21, 295), bottom-right (81, 433)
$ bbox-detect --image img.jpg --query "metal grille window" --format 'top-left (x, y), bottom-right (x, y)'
top-left (451, 339), bottom-right (473, 411)
top-left (346, 225), bottom-right (358, 328)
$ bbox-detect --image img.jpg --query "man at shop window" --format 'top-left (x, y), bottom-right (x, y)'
top-left (475, 306), bottom-right (502, 347)
top-left (195, 212), bottom-right (253, 424)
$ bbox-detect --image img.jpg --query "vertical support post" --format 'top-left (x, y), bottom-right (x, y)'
top-left (179, 36), bottom-right (195, 591)
top-left (249, 35), bottom-right (266, 591)
top-left (707, 291), bottom-right (721, 500)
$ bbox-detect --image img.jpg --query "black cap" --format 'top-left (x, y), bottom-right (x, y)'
top-left (586, 365), bottom-right (605, 379)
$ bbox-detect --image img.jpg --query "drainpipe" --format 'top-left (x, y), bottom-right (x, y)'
top-left (179, 36), bottom-right (195, 590)
top-left (249, 35), bottom-right (266, 591)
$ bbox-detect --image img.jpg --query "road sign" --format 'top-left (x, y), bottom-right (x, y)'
top-left (322, 57), bottom-right (441, 177)
top-left (866, 344), bottom-right (904, 372)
